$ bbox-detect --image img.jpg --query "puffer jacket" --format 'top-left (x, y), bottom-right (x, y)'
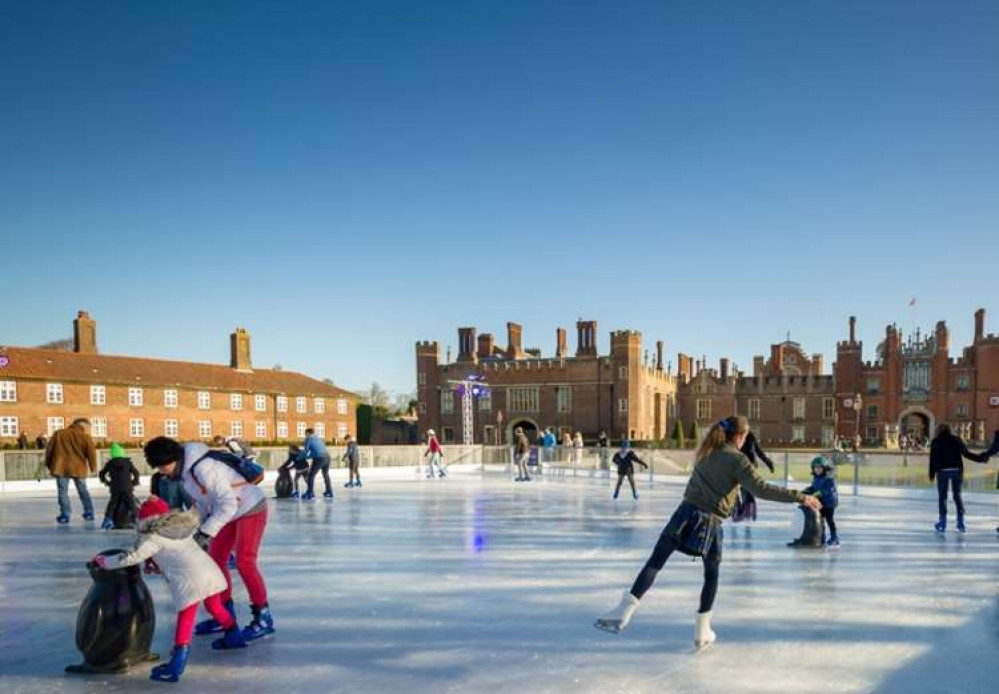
top-left (803, 474), bottom-right (839, 509)
top-left (104, 509), bottom-right (227, 609)
top-left (180, 442), bottom-right (266, 538)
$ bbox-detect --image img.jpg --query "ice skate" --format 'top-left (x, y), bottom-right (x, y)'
top-left (826, 535), bottom-right (840, 547)
top-left (301, 491), bottom-right (315, 501)
top-left (100, 516), bottom-right (114, 531)
top-left (594, 590), bottom-right (639, 634)
top-left (355, 479), bottom-right (362, 487)
top-left (56, 514), bottom-right (69, 524)
top-left (211, 627), bottom-right (248, 651)
top-left (323, 490), bottom-right (334, 499)
top-left (242, 604), bottom-right (275, 641)
top-left (344, 481), bottom-right (354, 488)
top-left (694, 611), bottom-right (716, 652)
top-left (195, 600), bottom-right (235, 635)
top-left (149, 645), bottom-right (189, 683)
top-left (82, 511), bottom-right (95, 521)
top-left (934, 517), bottom-right (946, 533)
top-left (957, 517), bottom-right (966, 533)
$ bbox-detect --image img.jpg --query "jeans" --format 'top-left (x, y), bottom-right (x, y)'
top-left (936, 469), bottom-right (964, 519)
top-left (306, 456), bottom-right (332, 495)
top-left (56, 476), bottom-right (94, 518)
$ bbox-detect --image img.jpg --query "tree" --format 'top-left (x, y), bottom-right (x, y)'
top-left (393, 391), bottom-right (417, 417)
top-left (689, 421), bottom-right (702, 445)
top-left (671, 419), bottom-right (685, 448)
top-left (363, 382), bottom-right (393, 418)
top-left (36, 338), bottom-right (73, 351)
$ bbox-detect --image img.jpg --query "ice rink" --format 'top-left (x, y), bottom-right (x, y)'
top-left (2, 470), bottom-right (997, 694)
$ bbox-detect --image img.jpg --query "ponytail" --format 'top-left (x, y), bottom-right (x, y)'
top-left (694, 415), bottom-right (749, 462)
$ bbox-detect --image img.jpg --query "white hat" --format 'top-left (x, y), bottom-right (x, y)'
top-left (427, 429), bottom-right (435, 436)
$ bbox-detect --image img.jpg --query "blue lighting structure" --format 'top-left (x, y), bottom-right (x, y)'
top-left (448, 373), bottom-right (490, 445)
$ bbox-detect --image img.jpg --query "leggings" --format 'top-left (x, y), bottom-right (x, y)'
top-left (175, 593), bottom-right (234, 646)
top-left (209, 508), bottom-right (269, 606)
top-left (821, 507), bottom-right (837, 537)
top-left (630, 533), bottom-right (721, 614)
top-left (614, 472), bottom-right (637, 497)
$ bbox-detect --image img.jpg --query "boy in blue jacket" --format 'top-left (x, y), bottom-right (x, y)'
top-left (802, 456), bottom-right (839, 546)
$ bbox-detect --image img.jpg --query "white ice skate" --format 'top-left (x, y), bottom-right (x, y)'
top-left (594, 590), bottom-right (639, 634)
top-left (694, 611), bottom-right (716, 652)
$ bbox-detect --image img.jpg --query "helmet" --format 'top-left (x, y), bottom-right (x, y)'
top-left (810, 455), bottom-right (835, 476)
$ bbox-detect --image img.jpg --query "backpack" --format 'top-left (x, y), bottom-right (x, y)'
top-left (190, 450), bottom-right (265, 490)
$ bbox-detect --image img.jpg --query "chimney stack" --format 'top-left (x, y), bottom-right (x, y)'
top-left (849, 316), bottom-right (857, 344)
top-left (655, 341), bottom-right (664, 371)
top-left (720, 358), bottom-right (730, 380)
top-left (73, 310), bottom-right (98, 354)
top-left (576, 320), bottom-right (598, 357)
top-left (974, 308), bottom-right (985, 343)
top-left (506, 322), bottom-right (524, 359)
top-left (753, 355), bottom-right (765, 376)
top-left (812, 353), bottom-right (825, 375)
top-left (230, 327), bottom-right (252, 371)
top-left (677, 353), bottom-right (692, 383)
top-left (457, 327), bottom-right (477, 363)
top-left (477, 333), bottom-right (495, 359)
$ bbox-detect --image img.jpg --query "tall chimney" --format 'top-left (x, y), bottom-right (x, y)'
top-left (677, 353), bottom-right (691, 383)
top-left (477, 333), bottom-right (495, 359)
top-left (974, 308), bottom-right (985, 343)
top-left (771, 344), bottom-right (785, 371)
top-left (753, 355), bottom-right (765, 376)
top-left (73, 310), bottom-right (98, 354)
top-left (457, 327), bottom-right (477, 363)
top-left (849, 316), bottom-right (857, 344)
top-left (555, 328), bottom-right (568, 358)
top-left (506, 322), bottom-right (524, 359)
top-left (812, 353), bottom-right (825, 375)
top-left (655, 341), bottom-right (664, 371)
top-left (576, 320), bottom-right (598, 357)
top-left (230, 327), bottom-right (252, 371)
top-left (719, 358), bottom-right (730, 380)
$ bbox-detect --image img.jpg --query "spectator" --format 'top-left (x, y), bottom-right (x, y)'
top-left (17, 432), bottom-right (28, 450)
top-left (45, 418), bottom-right (98, 524)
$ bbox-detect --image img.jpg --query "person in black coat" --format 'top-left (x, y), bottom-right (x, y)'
top-left (612, 440), bottom-right (648, 500)
top-left (929, 424), bottom-right (988, 533)
top-left (98, 443), bottom-right (141, 530)
top-left (732, 432), bottom-right (775, 522)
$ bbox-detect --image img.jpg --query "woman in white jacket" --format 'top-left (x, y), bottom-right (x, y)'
top-left (94, 496), bottom-right (246, 682)
top-left (144, 437), bottom-right (275, 643)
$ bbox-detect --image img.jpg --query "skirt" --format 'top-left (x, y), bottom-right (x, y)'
top-left (662, 501), bottom-right (724, 560)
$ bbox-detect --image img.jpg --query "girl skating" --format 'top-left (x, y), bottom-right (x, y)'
top-left (612, 440), bottom-right (648, 500)
top-left (595, 416), bottom-right (821, 650)
top-left (424, 429), bottom-right (446, 479)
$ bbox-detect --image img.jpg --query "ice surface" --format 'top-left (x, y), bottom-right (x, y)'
top-left (1, 470), bottom-right (997, 694)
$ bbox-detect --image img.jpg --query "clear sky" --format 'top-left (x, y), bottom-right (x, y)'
top-left (1, 1), bottom-right (996, 395)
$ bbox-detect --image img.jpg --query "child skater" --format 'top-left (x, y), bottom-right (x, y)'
top-left (98, 442), bottom-right (141, 530)
top-left (612, 439), bottom-right (648, 500)
top-left (595, 416), bottom-right (821, 650)
top-left (801, 455), bottom-right (839, 546)
top-left (92, 496), bottom-right (246, 682)
top-left (424, 429), bottom-right (446, 479)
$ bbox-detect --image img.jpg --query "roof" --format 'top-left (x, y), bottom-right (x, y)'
top-left (0, 346), bottom-right (356, 399)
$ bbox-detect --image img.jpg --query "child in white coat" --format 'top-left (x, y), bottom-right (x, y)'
top-left (94, 496), bottom-right (246, 683)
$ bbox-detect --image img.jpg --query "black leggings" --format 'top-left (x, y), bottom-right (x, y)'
top-left (614, 472), bottom-right (637, 497)
top-left (630, 533), bottom-right (720, 614)
top-left (821, 507), bottom-right (837, 537)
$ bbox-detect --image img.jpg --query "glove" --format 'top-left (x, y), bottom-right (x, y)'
top-left (143, 558), bottom-right (161, 575)
top-left (91, 554), bottom-right (109, 569)
top-left (193, 530), bottom-right (213, 552)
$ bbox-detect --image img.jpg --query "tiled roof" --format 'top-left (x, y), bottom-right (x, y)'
top-left (0, 346), bottom-right (356, 398)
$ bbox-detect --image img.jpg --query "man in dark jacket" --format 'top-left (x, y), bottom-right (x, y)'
top-left (45, 419), bottom-right (98, 524)
top-left (929, 424), bottom-right (989, 533)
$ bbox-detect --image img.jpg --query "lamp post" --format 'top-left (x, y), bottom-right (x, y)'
top-left (852, 393), bottom-right (863, 495)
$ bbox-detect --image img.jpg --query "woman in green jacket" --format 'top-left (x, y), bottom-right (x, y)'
top-left (595, 415), bottom-right (822, 650)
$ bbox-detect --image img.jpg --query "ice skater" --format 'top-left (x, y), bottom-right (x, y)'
top-left (296, 428), bottom-right (333, 500)
top-left (928, 423), bottom-right (989, 533)
top-left (513, 426), bottom-right (532, 482)
top-left (93, 496), bottom-right (246, 682)
top-left (612, 439), bottom-right (648, 500)
top-left (143, 437), bottom-right (275, 643)
top-left (595, 416), bottom-right (821, 650)
top-left (98, 442), bottom-right (140, 530)
top-left (342, 435), bottom-right (362, 488)
top-left (425, 429), bottom-right (446, 479)
top-left (731, 431), bottom-right (775, 523)
top-left (800, 455), bottom-right (839, 546)
top-left (277, 444), bottom-right (309, 498)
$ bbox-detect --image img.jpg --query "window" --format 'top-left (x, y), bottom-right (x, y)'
top-left (793, 397), bottom-right (806, 420)
top-left (867, 378), bottom-right (881, 394)
top-left (90, 385), bottom-right (105, 405)
top-left (865, 425), bottom-right (880, 441)
top-left (198, 420), bottom-right (212, 438)
top-left (47, 417), bottom-right (64, 435)
top-left (418, 402), bottom-right (427, 414)
top-left (91, 417), bottom-right (107, 438)
top-left (556, 386), bottom-right (572, 413)
top-left (696, 399), bottom-right (711, 420)
top-left (0, 381), bottom-right (17, 402)
top-left (255, 394), bottom-right (267, 412)
top-left (277, 396), bottom-right (288, 413)
top-left (957, 375), bottom-right (970, 390)
top-left (47, 383), bottom-right (64, 404)
top-left (337, 398), bottom-right (349, 415)
top-left (866, 404), bottom-right (879, 419)
top-left (791, 425), bottom-right (806, 442)
top-left (823, 398), bottom-right (835, 420)
top-left (164, 389), bottom-right (178, 408)
top-left (441, 391), bottom-right (454, 414)
top-left (230, 394), bottom-right (243, 411)
top-left (314, 397), bottom-right (325, 414)
top-left (129, 418), bottom-right (144, 438)
top-left (128, 387), bottom-right (143, 407)
top-left (619, 397), bottom-right (630, 413)
top-left (231, 420), bottom-right (243, 437)
top-left (296, 396), bottom-right (307, 413)
top-left (478, 390), bottom-right (492, 411)
top-left (442, 426), bottom-right (455, 443)
top-left (315, 423), bottom-right (326, 438)
top-left (0, 416), bottom-right (18, 437)
top-left (418, 372), bottom-right (426, 386)
top-left (164, 419), bottom-right (179, 437)
top-left (337, 423), bottom-right (348, 439)
top-left (786, 354), bottom-right (797, 365)
top-left (296, 421), bottom-right (307, 438)
top-left (618, 365), bottom-right (628, 380)
top-left (277, 421), bottom-right (288, 439)
top-left (254, 421), bottom-right (266, 439)
top-left (198, 391), bottom-right (211, 410)
top-left (822, 426), bottom-right (835, 446)
top-left (956, 403), bottom-right (969, 418)
top-left (748, 399), bottom-right (761, 421)
top-left (508, 387), bottom-right (540, 413)
top-left (484, 425), bottom-right (496, 443)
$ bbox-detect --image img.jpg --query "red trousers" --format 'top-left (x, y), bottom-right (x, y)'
top-left (175, 593), bottom-right (233, 646)
top-left (208, 507), bottom-right (269, 606)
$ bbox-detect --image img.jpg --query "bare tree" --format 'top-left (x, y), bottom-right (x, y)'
top-left (36, 338), bottom-right (74, 351)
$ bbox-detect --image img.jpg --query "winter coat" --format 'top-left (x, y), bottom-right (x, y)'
top-left (740, 432), bottom-right (775, 473)
top-left (612, 450), bottom-right (648, 475)
top-left (104, 509), bottom-right (227, 609)
top-left (684, 443), bottom-right (804, 520)
top-left (151, 472), bottom-right (193, 510)
top-left (929, 433), bottom-right (987, 480)
top-left (803, 474), bottom-right (839, 509)
top-left (514, 432), bottom-right (530, 456)
top-left (45, 424), bottom-right (97, 478)
top-left (99, 457), bottom-right (140, 493)
top-left (180, 442), bottom-right (266, 538)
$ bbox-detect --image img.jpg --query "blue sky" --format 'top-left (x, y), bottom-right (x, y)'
top-left (1, 1), bottom-right (996, 394)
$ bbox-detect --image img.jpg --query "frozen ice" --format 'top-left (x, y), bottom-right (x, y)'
top-left (1, 470), bottom-right (998, 693)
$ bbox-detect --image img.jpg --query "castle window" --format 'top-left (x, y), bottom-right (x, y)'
top-left (957, 375), bottom-right (970, 390)
top-left (822, 426), bottom-right (835, 446)
top-left (791, 425), bottom-right (805, 442)
top-left (164, 419), bottom-right (179, 437)
top-left (442, 426), bottom-right (455, 443)
top-left (0, 381), bottom-right (16, 403)
top-left (696, 399), bottom-right (710, 420)
top-left (478, 391), bottom-right (492, 411)
top-left (418, 372), bottom-right (427, 386)
top-left (91, 417), bottom-right (107, 438)
top-left (198, 391), bottom-right (211, 410)
top-left (418, 402), bottom-right (426, 414)
top-left (793, 397), bottom-right (806, 420)
top-left (441, 391), bottom-right (455, 414)
top-left (823, 398), bottom-right (835, 419)
top-left (128, 387), bottom-right (143, 407)
top-left (618, 366), bottom-right (628, 380)
top-left (47, 383), bottom-right (64, 404)
top-left (508, 387), bottom-right (539, 413)
top-left (164, 389), bottom-right (178, 409)
top-left (748, 399), bottom-right (761, 421)
top-left (956, 403), bottom-right (969, 418)
top-left (866, 404), bottom-right (879, 419)
top-left (618, 398), bottom-right (629, 414)
top-left (0, 416), bottom-right (19, 437)
top-left (556, 387), bottom-right (572, 413)
top-left (47, 417), bottom-right (64, 435)
top-left (866, 378), bottom-right (880, 394)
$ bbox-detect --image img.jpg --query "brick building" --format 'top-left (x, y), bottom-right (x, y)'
top-left (416, 321), bottom-right (677, 444)
top-left (835, 309), bottom-right (999, 446)
top-left (0, 311), bottom-right (357, 446)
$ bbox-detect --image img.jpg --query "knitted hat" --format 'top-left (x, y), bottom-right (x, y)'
top-left (138, 496), bottom-right (170, 523)
top-left (109, 442), bottom-right (126, 459)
